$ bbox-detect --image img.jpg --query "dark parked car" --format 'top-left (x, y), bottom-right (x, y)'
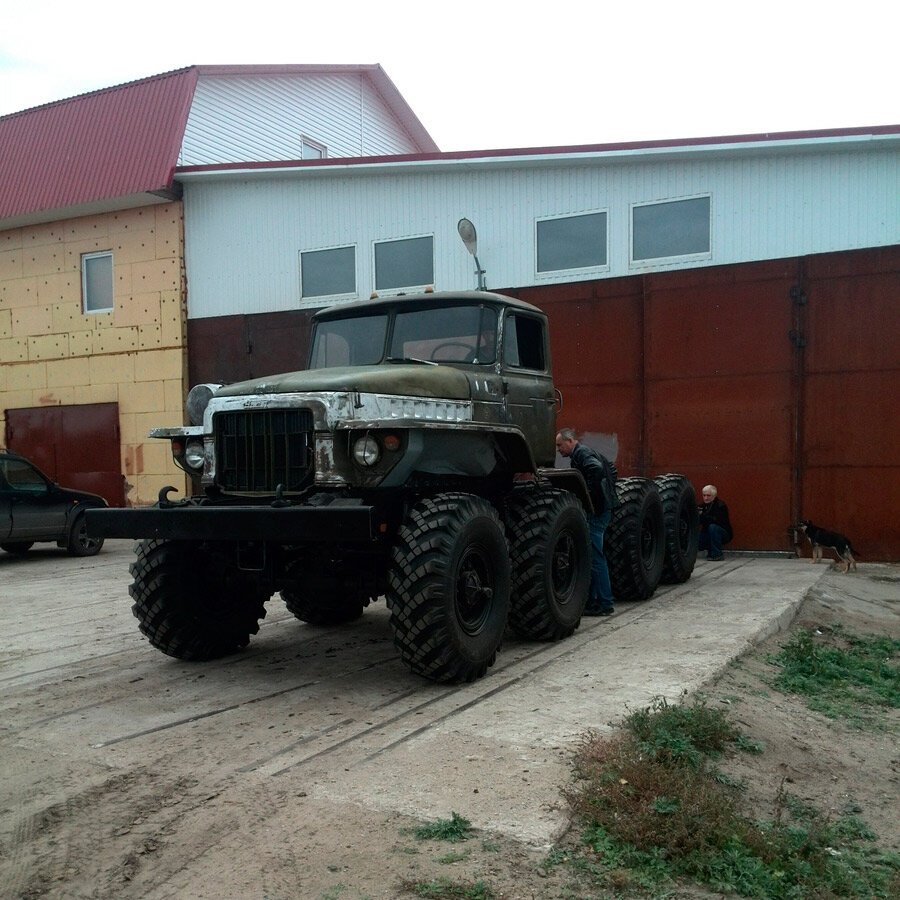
top-left (0, 449), bottom-right (107, 556)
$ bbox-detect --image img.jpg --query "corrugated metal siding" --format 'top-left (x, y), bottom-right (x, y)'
top-left (0, 70), bottom-right (197, 221)
top-left (180, 73), bottom-right (421, 167)
top-left (181, 145), bottom-right (899, 319)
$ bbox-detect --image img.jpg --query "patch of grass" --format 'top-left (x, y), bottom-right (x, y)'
top-left (401, 877), bottom-right (494, 899)
top-left (404, 812), bottom-right (473, 843)
top-left (769, 627), bottom-right (900, 729)
top-left (566, 695), bottom-right (900, 898)
top-left (437, 849), bottom-right (471, 864)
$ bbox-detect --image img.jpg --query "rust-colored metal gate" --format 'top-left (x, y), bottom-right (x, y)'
top-left (5, 403), bottom-right (125, 507)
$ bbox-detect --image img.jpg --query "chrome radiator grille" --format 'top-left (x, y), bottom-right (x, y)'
top-left (214, 409), bottom-right (314, 492)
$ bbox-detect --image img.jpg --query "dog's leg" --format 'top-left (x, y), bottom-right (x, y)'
top-left (846, 552), bottom-right (856, 572)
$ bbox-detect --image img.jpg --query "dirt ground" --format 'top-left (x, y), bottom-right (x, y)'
top-left (0, 547), bottom-right (897, 899)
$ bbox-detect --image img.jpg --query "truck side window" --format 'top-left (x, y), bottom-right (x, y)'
top-left (504, 315), bottom-right (545, 371)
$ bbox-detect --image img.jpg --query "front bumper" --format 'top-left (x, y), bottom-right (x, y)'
top-left (85, 503), bottom-right (375, 543)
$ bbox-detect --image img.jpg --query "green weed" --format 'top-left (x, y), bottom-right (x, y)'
top-left (405, 812), bottom-right (473, 843)
top-left (769, 627), bottom-right (900, 729)
top-left (402, 876), bottom-right (494, 899)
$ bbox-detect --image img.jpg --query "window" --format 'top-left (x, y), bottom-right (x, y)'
top-left (2, 458), bottom-right (48, 493)
top-left (536, 212), bottom-right (607, 273)
top-left (82, 251), bottom-right (113, 313)
top-left (632, 196), bottom-right (711, 263)
top-left (391, 305), bottom-right (497, 364)
top-left (374, 236), bottom-right (434, 292)
top-left (503, 315), bottom-right (545, 370)
top-left (310, 314), bottom-right (388, 368)
top-left (300, 245), bottom-right (356, 300)
top-left (300, 137), bottom-right (326, 160)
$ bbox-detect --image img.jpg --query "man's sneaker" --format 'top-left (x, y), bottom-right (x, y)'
top-left (584, 606), bottom-right (615, 617)
top-left (707, 553), bottom-right (724, 561)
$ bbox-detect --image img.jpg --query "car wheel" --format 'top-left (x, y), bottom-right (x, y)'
top-left (67, 512), bottom-right (104, 557)
top-left (1, 542), bottom-right (34, 555)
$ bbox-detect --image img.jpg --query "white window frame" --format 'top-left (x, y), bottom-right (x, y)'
top-left (300, 136), bottom-right (327, 160)
top-left (629, 194), bottom-right (713, 269)
top-left (299, 243), bottom-right (358, 307)
top-left (534, 209), bottom-right (609, 278)
top-left (372, 234), bottom-right (435, 296)
top-left (81, 250), bottom-right (114, 314)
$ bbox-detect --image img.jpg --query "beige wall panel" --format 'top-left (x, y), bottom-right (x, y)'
top-left (159, 294), bottom-right (184, 347)
top-left (136, 409), bottom-right (180, 436)
top-left (0, 248), bottom-right (22, 280)
top-left (155, 206), bottom-right (181, 259)
top-left (6, 361), bottom-right (47, 391)
top-left (135, 347), bottom-right (183, 382)
top-left (12, 305), bottom-right (53, 337)
top-left (64, 240), bottom-right (114, 271)
top-left (119, 379), bottom-right (166, 414)
top-left (0, 308), bottom-right (11, 339)
top-left (1, 229), bottom-right (24, 251)
top-left (24, 223), bottom-right (64, 246)
top-left (51, 301), bottom-right (83, 333)
top-left (69, 330), bottom-right (96, 357)
top-left (28, 333), bottom-right (69, 360)
top-left (66, 216), bottom-right (110, 242)
top-left (114, 293), bottom-right (161, 328)
top-left (46, 356), bottom-right (91, 388)
top-left (109, 207), bottom-right (156, 235)
top-left (0, 337), bottom-right (28, 362)
top-left (113, 230), bottom-right (159, 265)
top-left (34, 385), bottom-right (76, 406)
top-left (133, 470), bottom-right (186, 505)
top-left (118, 412), bottom-right (138, 444)
top-left (21, 243), bottom-right (66, 277)
top-left (123, 439), bottom-right (170, 476)
top-left (138, 323), bottom-right (163, 349)
top-left (130, 259), bottom-right (180, 293)
top-left (90, 352), bottom-right (135, 385)
top-left (95, 326), bottom-right (139, 353)
top-left (164, 378), bottom-right (185, 413)
top-left (1, 388), bottom-right (33, 408)
top-left (2, 276), bottom-right (39, 309)
top-left (39, 273), bottom-right (78, 305)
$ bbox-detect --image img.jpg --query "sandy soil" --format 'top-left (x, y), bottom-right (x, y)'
top-left (0, 545), bottom-right (896, 899)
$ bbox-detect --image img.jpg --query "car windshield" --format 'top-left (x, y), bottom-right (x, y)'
top-left (310, 305), bottom-right (498, 368)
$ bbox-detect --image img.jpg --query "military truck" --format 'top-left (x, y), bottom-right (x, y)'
top-left (87, 291), bottom-right (698, 682)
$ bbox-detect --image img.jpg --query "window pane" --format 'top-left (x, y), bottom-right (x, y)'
top-left (374, 236), bottom-right (434, 291)
top-left (391, 305), bottom-right (496, 363)
top-left (504, 315), bottom-right (545, 370)
top-left (632, 197), bottom-right (711, 261)
top-left (310, 315), bottom-right (388, 367)
top-left (537, 213), bottom-right (607, 272)
top-left (83, 253), bottom-right (113, 312)
top-left (301, 143), bottom-right (324, 160)
top-left (301, 246), bottom-right (356, 298)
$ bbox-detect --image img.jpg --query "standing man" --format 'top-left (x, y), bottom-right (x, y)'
top-left (698, 484), bottom-right (733, 560)
top-left (556, 428), bottom-right (617, 616)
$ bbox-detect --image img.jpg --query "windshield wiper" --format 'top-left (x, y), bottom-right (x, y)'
top-left (384, 356), bottom-right (438, 366)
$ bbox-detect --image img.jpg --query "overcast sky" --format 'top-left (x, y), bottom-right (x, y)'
top-left (1, 1), bottom-right (896, 152)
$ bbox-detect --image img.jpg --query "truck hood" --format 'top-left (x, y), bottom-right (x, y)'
top-left (214, 364), bottom-right (473, 401)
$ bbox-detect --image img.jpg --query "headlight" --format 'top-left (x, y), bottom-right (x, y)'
top-left (352, 435), bottom-right (381, 467)
top-left (186, 383), bottom-right (222, 426)
top-left (184, 440), bottom-right (205, 471)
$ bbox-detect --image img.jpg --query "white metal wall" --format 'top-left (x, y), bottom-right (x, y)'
top-left (181, 143), bottom-right (900, 319)
top-left (179, 73), bottom-right (419, 166)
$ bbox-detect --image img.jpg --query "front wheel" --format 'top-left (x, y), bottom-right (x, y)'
top-left (505, 488), bottom-right (590, 640)
top-left (129, 539), bottom-right (270, 660)
top-left (67, 512), bottom-right (104, 557)
top-left (387, 493), bottom-right (510, 683)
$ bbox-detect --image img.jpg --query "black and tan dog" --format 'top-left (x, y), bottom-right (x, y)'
top-left (797, 520), bottom-right (858, 572)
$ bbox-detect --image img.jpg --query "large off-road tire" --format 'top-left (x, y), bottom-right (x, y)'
top-left (655, 474), bottom-right (699, 583)
top-left (1, 542), bottom-right (34, 555)
top-left (128, 539), bottom-right (269, 660)
top-left (282, 591), bottom-right (367, 625)
top-left (386, 493), bottom-right (510, 683)
top-left (504, 487), bottom-right (591, 640)
top-left (606, 477), bottom-right (666, 602)
top-left (67, 512), bottom-right (104, 557)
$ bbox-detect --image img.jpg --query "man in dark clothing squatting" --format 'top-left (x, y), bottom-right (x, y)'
top-left (698, 484), bottom-right (733, 560)
top-left (555, 428), bottom-right (617, 617)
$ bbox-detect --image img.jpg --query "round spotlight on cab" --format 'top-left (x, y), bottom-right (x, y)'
top-left (352, 435), bottom-right (381, 467)
top-left (186, 383), bottom-right (222, 426)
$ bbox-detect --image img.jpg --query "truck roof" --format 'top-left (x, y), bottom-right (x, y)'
top-left (312, 290), bottom-right (544, 321)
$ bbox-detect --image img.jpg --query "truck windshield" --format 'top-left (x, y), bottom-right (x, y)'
top-left (390, 305), bottom-right (497, 364)
top-left (310, 314), bottom-right (389, 368)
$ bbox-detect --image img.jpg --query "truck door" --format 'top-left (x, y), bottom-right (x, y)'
top-left (500, 312), bottom-right (557, 467)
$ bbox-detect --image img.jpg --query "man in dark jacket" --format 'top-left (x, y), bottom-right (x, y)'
top-left (698, 484), bottom-right (733, 560)
top-left (556, 428), bottom-right (617, 616)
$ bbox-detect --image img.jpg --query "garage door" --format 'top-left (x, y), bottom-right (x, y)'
top-left (4, 404), bottom-right (125, 507)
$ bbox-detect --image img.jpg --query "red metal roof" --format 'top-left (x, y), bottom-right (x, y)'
top-left (0, 68), bottom-right (198, 225)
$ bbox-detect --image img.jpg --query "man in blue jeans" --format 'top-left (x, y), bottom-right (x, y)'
top-left (556, 428), bottom-right (617, 617)
top-left (698, 484), bottom-right (733, 560)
